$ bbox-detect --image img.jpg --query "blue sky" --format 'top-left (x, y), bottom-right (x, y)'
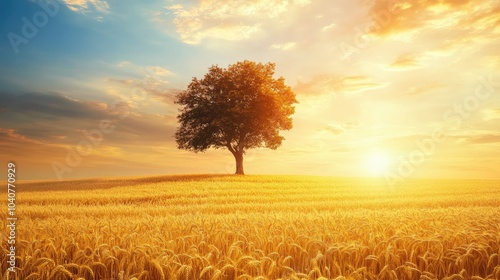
top-left (2, 0), bottom-right (182, 95)
top-left (1, 0), bottom-right (500, 181)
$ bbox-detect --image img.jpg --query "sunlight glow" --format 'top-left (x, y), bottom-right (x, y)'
top-left (365, 151), bottom-right (392, 176)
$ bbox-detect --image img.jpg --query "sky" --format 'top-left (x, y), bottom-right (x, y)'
top-left (1, 0), bottom-right (499, 181)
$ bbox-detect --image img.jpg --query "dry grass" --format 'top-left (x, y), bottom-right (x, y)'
top-left (1, 175), bottom-right (499, 279)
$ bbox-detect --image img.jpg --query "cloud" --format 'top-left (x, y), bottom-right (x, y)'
top-left (0, 91), bottom-right (249, 179)
top-left (294, 74), bottom-right (384, 96)
top-left (142, 88), bottom-right (182, 105)
top-left (367, 0), bottom-right (499, 40)
top-left (0, 92), bottom-right (176, 145)
top-left (324, 124), bottom-right (344, 135)
top-left (482, 108), bottom-right (500, 121)
top-left (61, 0), bottom-right (110, 14)
top-left (388, 53), bottom-right (421, 70)
top-left (381, 2), bottom-right (500, 72)
top-left (481, 55), bottom-right (500, 71)
top-left (453, 133), bottom-right (500, 145)
top-left (405, 83), bottom-right (444, 96)
top-left (0, 128), bottom-right (40, 145)
top-left (149, 66), bottom-right (175, 77)
top-left (465, 134), bottom-right (500, 145)
top-left (366, 0), bottom-right (500, 65)
top-left (368, 0), bottom-right (466, 37)
top-left (0, 92), bottom-right (109, 121)
top-left (270, 42), bottom-right (297, 50)
top-left (116, 61), bottom-right (131, 68)
top-left (103, 63), bottom-right (178, 109)
top-left (107, 78), bottom-right (135, 86)
top-left (0, 127), bottom-right (67, 175)
top-left (322, 23), bottom-right (336, 31)
top-left (341, 76), bottom-right (385, 94)
top-left (323, 121), bottom-right (360, 135)
top-left (109, 61), bottom-right (176, 79)
top-left (166, 0), bottom-right (311, 44)
top-left (0, 90), bottom-right (183, 178)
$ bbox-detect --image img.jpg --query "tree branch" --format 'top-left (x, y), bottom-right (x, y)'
top-left (226, 141), bottom-right (236, 155)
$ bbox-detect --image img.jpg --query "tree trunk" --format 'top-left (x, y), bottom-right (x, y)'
top-left (234, 151), bottom-right (244, 175)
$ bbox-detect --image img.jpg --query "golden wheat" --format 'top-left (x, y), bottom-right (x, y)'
top-left (1, 175), bottom-right (499, 279)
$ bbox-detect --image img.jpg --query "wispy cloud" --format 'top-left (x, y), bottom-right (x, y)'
top-left (61, 0), bottom-right (110, 15)
top-left (103, 62), bottom-right (178, 109)
top-left (323, 121), bottom-right (360, 135)
top-left (388, 53), bottom-right (421, 71)
top-left (462, 133), bottom-right (500, 145)
top-left (405, 83), bottom-right (444, 96)
top-left (270, 42), bottom-right (297, 50)
top-left (116, 61), bottom-right (132, 68)
top-left (322, 23), bottom-right (336, 31)
top-left (368, 0), bottom-right (499, 41)
top-left (166, 0), bottom-right (311, 44)
top-left (294, 74), bottom-right (385, 96)
top-left (106, 78), bottom-right (135, 86)
top-left (149, 66), bottom-right (175, 77)
top-left (482, 108), bottom-right (500, 121)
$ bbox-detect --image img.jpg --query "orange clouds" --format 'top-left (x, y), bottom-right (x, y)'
top-left (0, 92), bottom-right (179, 180)
top-left (368, 0), bottom-right (499, 39)
top-left (460, 133), bottom-right (500, 145)
top-left (369, 0), bottom-right (466, 36)
top-left (389, 53), bottom-right (421, 70)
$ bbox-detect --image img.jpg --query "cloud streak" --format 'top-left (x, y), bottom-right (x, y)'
top-left (61, 0), bottom-right (110, 14)
top-left (0, 91), bottom-right (181, 179)
top-left (166, 0), bottom-right (310, 44)
top-left (0, 91), bottom-right (176, 149)
top-left (294, 74), bottom-right (384, 96)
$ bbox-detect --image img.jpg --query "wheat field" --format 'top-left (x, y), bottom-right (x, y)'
top-left (1, 175), bottom-right (499, 280)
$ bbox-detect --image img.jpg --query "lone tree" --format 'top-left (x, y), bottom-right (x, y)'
top-left (175, 60), bottom-right (297, 175)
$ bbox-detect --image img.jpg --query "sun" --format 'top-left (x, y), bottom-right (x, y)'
top-left (365, 151), bottom-right (392, 176)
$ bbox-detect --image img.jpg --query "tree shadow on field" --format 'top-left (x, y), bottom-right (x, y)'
top-left (18, 174), bottom-right (232, 192)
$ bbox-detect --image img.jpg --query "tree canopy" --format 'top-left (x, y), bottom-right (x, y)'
top-left (175, 60), bottom-right (297, 174)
